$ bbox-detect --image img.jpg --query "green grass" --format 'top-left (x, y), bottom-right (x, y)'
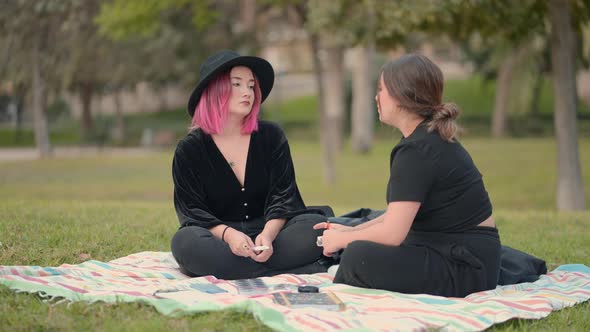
top-left (0, 127), bottom-right (81, 147)
top-left (0, 284), bottom-right (271, 331)
top-left (1, 137), bottom-right (589, 330)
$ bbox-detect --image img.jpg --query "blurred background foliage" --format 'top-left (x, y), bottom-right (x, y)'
top-left (1, 0), bottom-right (589, 208)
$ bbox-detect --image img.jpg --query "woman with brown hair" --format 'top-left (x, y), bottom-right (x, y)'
top-left (315, 54), bottom-right (501, 297)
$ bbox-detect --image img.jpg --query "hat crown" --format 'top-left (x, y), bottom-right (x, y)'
top-left (199, 50), bottom-right (241, 79)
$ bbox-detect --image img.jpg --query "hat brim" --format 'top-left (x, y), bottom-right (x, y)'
top-left (187, 56), bottom-right (274, 117)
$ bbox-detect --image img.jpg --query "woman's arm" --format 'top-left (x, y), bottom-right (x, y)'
top-left (173, 142), bottom-right (224, 228)
top-left (320, 213), bottom-right (385, 232)
top-left (316, 214), bottom-right (385, 232)
top-left (353, 213), bottom-right (386, 230)
top-left (209, 224), bottom-right (230, 241)
top-left (320, 201), bottom-right (419, 255)
top-left (260, 218), bottom-right (287, 240)
top-left (263, 124), bottom-right (307, 221)
top-left (251, 218), bottom-right (286, 262)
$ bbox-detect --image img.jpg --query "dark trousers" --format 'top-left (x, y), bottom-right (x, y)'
top-left (334, 227), bottom-right (501, 297)
top-left (171, 213), bottom-right (327, 280)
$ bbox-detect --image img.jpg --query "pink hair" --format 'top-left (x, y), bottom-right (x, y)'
top-left (191, 69), bottom-right (262, 135)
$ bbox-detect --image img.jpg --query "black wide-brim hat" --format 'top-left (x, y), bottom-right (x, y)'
top-left (187, 50), bottom-right (275, 117)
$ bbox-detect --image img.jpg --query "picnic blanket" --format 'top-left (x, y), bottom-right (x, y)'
top-left (1, 252), bottom-right (589, 331)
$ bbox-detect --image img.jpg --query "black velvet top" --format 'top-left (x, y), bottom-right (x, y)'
top-left (172, 120), bottom-right (310, 229)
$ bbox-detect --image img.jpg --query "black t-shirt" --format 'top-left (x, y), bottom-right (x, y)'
top-left (172, 120), bottom-right (310, 229)
top-left (386, 123), bottom-right (492, 232)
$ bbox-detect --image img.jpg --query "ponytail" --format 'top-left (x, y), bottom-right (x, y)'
top-left (427, 103), bottom-right (461, 142)
top-left (380, 54), bottom-right (462, 141)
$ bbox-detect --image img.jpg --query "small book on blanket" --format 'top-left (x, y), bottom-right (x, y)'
top-left (272, 291), bottom-right (345, 311)
top-left (232, 278), bottom-right (269, 295)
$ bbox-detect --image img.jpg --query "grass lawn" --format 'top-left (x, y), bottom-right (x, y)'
top-left (1, 137), bottom-right (589, 331)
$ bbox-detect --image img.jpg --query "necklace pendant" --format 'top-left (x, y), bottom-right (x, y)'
top-left (229, 161), bottom-right (235, 167)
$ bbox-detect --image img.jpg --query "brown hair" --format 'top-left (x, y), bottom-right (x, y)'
top-left (380, 54), bottom-right (461, 142)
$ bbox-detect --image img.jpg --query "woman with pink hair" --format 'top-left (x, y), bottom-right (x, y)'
top-left (171, 50), bottom-right (327, 279)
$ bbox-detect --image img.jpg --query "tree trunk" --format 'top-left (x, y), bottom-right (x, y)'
top-left (529, 71), bottom-right (543, 120)
top-left (351, 45), bottom-right (375, 153)
top-left (310, 33), bottom-right (337, 184)
top-left (240, 0), bottom-right (256, 30)
top-left (31, 36), bottom-right (51, 158)
top-left (0, 36), bottom-right (13, 78)
top-left (80, 82), bottom-right (94, 140)
top-left (238, 0), bottom-right (258, 53)
top-left (492, 47), bottom-right (525, 137)
top-left (112, 90), bottom-right (126, 144)
top-left (292, 3), bottom-right (337, 184)
top-left (321, 45), bottom-right (345, 151)
top-left (550, 0), bottom-right (586, 210)
top-left (318, 44), bottom-right (345, 184)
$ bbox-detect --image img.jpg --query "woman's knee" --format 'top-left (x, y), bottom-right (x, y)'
top-left (340, 241), bottom-right (374, 266)
top-left (170, 226), bottom-right (211, 260)
top-left (334, 241), bottom-right (374, 285)
top-left (170, 226), bottom-right (230, 277)
top-left (287, 213), bottom-right (326, 228)
top-left (285, 214), bottom-right (326, 241)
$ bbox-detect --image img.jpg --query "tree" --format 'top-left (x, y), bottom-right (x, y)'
top-left (424, 0), bottom-right (588, 210)
top-left (64, 0), bottom-right (103, 141)
top-left (350, 44), bottom-right (375, 153)
top-left (98, 0), bottom-right (252, 147)
top-left (304, 1), bottom-right (350, 183)
top-left (96, 0), bottom-right (257, 97)
top-left (491, 46), bottom-right (527, 137)
top-left (95, 0), bottom-right (255, 54)
top-left (252, 0), bottom-right (340, 183)
top-left (0, 0), bottom-right (80, 158)
top-left (350, 0), bottom-right (376, 154)
top-left (266, 0), bottom-right (443, 183)
top-left (550, 0), bottom-right (586, 210)
top-left (431, 1), bottom-right (547, 137)
top-left (287, 2), bottom-right (338, 182)
top-left (31, 27), bottom-right (51, 158)
top-left (2, 1), bottom-right (138, 151)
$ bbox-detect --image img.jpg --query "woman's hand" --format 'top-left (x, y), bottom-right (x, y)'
top-left (313, 222), bottom-right (353, 232)
top-left (320, 230), bottom-right (346, 257)
top-left (252, 233), bottom-right (274, 263)
top-left (225, 228), bottom-right (256, 258)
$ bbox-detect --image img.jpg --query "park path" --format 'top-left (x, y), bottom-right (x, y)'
top-left (0, 147), bottom-right (157, 163)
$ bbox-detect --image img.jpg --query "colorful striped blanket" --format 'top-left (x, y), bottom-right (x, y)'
top-left (1, 252), bottom-right (589, 331)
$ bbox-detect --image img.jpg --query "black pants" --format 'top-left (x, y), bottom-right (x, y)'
top-left (171, 213), bottom-right (327, 280)
top-left (334, 227), bottom-right (501, 297)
